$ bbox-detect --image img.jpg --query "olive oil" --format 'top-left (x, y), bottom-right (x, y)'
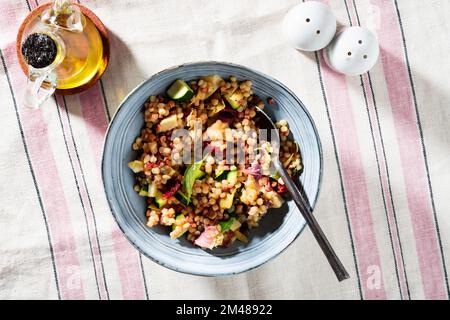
top-left (51, 17), bottom-right (105, 90)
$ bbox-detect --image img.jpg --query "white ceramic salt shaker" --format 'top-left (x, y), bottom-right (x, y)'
top-left (282, 1), bottom-right (336, 51)
top-left (324, 26), bottom-right (379, 75)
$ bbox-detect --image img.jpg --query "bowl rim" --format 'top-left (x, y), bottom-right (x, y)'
top-left (101, 61), bottom-right (323, 276)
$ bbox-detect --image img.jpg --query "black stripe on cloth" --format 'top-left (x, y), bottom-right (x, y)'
top-left (394, 0), bottom-right (449, 297)
top-left (53, 96), bottom-right (108, 299)
top-left (348, 0), bottom-right (410, 300)
top-left (0, 49), bottom-right (61, 300)
top-left (99, 80), bottom-right (112, 122)
top-left (313, 51), bottom-right (363, 299)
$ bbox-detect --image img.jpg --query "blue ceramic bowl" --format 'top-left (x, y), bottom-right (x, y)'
top-left (102, 62), bottom-right (322, 276)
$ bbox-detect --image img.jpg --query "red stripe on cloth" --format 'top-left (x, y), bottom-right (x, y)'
top-left (371, 0), bottom-right (447, 299)
top-left (78, 86), bottom-right (109, 163)
top-left (318, 52), bottom-right (387, 299)
top-left (55, 95), bottom-right (109, 299)
top-left (78, 83), bottom-right (147, 300)
top-left (362, 72), bottom-right (409, 298)
top-left (111, 228), bottom-right (148, 300)
top-left (3, 43), bottom-right (85, 300)
top-left (345, 0), bottom-right (409, 300)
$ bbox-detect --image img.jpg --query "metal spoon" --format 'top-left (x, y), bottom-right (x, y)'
top-left (255, 106), bottom-right (350, 281)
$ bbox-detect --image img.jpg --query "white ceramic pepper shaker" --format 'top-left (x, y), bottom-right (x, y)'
top-left (282, 1), bottom-right (337, 51)
top-left (324, 26), bottom-right (379, 75)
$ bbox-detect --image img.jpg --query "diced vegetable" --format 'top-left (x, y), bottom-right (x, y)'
top-left (174, 191), bottom-right (189, 206)
top-left (271, 192), bottom-right (283, 208)
top-left (219, 219), bottom-right (233, 232)
top-left (155, 191), bottom-right (167, 208)
top-left (205, 120), bottom-right (228, 141)
top-left (226, 170), bottom-right (238, 186)
top-left (234, 230), bottom-right (248, 243)
top-left (198, 171), bottom-right (206, 179)
top-left (194, 226), bottom-right (220, 249)
top-left (172, 214), bottom-right (185, 231)
top-left (207, 98), bottom-right (226, 117)
top-left (224, 90), bottom-right (244, 109)
top-left (138, 185), bottom-right (148, 197)
top-left (148, 204), bottom-right (160, 211)
top-left (219, 217), bottom-right (241, 232)
top-left (128, 160), bottom-right (144, 173)
top-left (269, 171), bottom-right (281, 180)
top-left (214, 169), bottom-right (228, 181)
top-left (157, 114), bottom-right (178, 133)
top-left (147, 181), bottom-right (157, 197)
top-left (219, 192), bottom-right (235, 210)
top-left (170, 214), bottom-right (190, 239)
top-left (230, 219), bottom-right (241, 232)
top-left (166, 80), bottom-right (194, 102)
top-left (240, 175), bottom-right (259, 205)
top-left (195, 75), bottom-right (223, 101)
top-left (292, 166), bottom-right (302, 176)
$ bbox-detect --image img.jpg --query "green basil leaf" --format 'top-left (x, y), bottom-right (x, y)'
top-left (219, 217), bottom-right (236, 232)
top-left (182, 159), bottom-right (205, 204)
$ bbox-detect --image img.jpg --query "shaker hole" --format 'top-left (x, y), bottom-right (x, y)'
top-left (347, 51), bottom-right (352, 56)
top-left (363, 54), bottom-right (368, 59)
top-left (358, 40), bottom-right (363, 44)
top-left (316, 30), bottom-right (320, 34)
top-left (306, 18), bottom-right (310, 22)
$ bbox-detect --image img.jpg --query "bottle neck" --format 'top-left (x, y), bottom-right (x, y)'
top-left (41, 0), bottom-right (84, 32)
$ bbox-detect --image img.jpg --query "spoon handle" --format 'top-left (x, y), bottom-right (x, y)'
top-left (276, 163), bottom-right (350, 281)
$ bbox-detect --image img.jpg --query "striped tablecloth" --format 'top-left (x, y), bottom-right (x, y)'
top-left (1, 0), bottom-right (449, 300)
